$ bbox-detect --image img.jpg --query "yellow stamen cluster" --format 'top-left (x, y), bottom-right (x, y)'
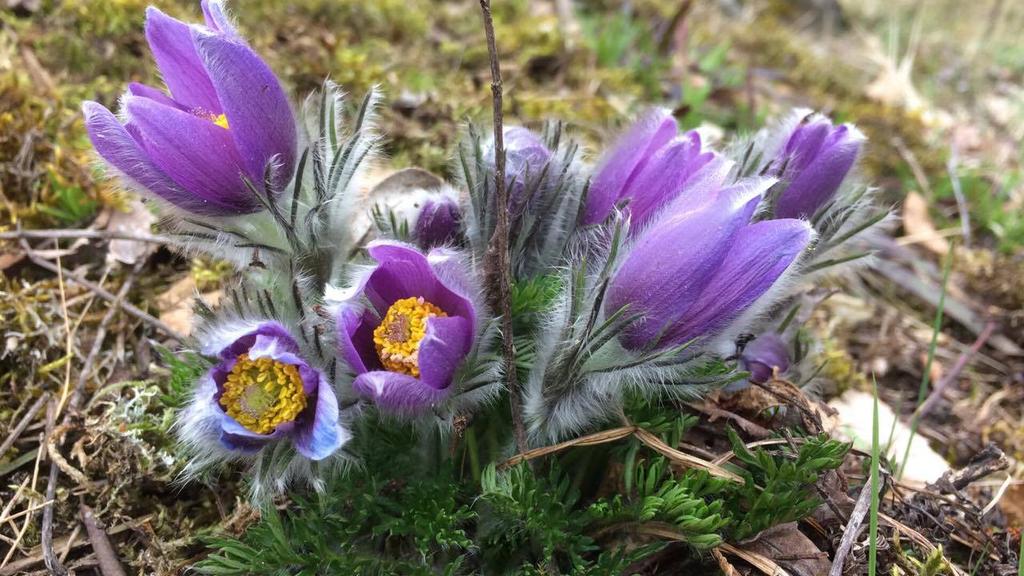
top-left (373, 296), bottom-right (448, 377)
top-left (219, 354), bottom-right (306, 434)
top-left (212, 113), bottom-right (230, 129)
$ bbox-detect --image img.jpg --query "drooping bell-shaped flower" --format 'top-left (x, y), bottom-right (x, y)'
top-left (82, 0), bottom-right (297, 216)
top-left (740, 332), bottom-right (790, 384)
top-left (335, 241), bottom-right (481, 412)
top-left (413, 192), bottom-right (462, 249)
top-left (181, 321), bottom-right (347, 460)
top-left (770, 111), bottom-right (864, 219)
top-left (605, 178), bottom-right (813, 352)
top-left (583, 109), bottom-right (728, 233)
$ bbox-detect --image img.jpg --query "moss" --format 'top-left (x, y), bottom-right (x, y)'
top-left (818, 338), bottom-right (870, 395)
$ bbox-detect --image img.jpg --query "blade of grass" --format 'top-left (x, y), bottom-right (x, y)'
top-left (869, 374), bottom-right (880, 576)
top-left (898, 243), bottom-right (954, 479)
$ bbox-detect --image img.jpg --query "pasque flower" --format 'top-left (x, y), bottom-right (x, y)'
top-left (82, 0), bottom-right (297, 216)
top-left (484, 126), bottom-right (553, 211)
top-left (770, 111), bottom-right (864, 219)
top-left (740, 332), bottom-right (790, 384)
top-left (336, 241), bottom-right (480, 412)
top-left (413, 192), bottom-right (462, 249)
top-left (583, 109), bottom-right (727, 233)
top-left (185, 322), bottom-right (346, 460)
top-left (605, 178), bottom-right (812, 352)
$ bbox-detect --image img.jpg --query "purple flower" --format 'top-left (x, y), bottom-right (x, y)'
top-left (336, 241), bottom-right (479, 412)
top-left (486, 126), bottom-right (552, 210)
top-left (82, 0), bottom-right (297, 216)
top-left (605, 178), bottom-right (812, 352)
top-left (583, 109), bottom-right (728, 233)
top-left (771, 112), bottom-right (864, 219)
top-left (413, 194), bottom-right (462, 249)
top-left (740, 332), bottom-right (790, 384)
top-left (196, 322), bottom-right (345, 460)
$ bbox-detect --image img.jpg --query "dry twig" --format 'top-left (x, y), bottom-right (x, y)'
top-left (0, 228), bottom-right (170, 244)
top-left (79, 503), bottom-right (127, 576)
top-left (477, 0), bottom-right (527, 453)
top-left (0, 392), bottom-right (49, 457)
top-left (828, 480), bottom-right (874, 576)
top-left (40, 260), bottom-right (145, 575)
top-left (17, 235), bottom-right (184, 342)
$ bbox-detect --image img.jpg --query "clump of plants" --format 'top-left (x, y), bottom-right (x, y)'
top-left (79, 1), bottom-right (885, 572)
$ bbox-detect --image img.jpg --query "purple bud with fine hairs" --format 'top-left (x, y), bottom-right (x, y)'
top-left (413, 194), bottom-right (462, 249)
top-left (583, 109), bottom-right (730, 234)
top-left (772, 111), bottom-right (865, 220)
top-left (486, 126), bottom-right (553, 210)
top-left (180, 321), bottom-right (347, 460)
top-left (605, 178), bottom-right (813, 352)
top-left (740, 332), bottom-right (790, 384)
top-left (82, 0), bottom-right (297, 216)
top-left (335, 241), bottom-right (481, 413)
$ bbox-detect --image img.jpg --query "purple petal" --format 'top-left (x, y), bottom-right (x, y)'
top-left (417, 316), bottom-right (473, 390)
top-left (623, 132), bottom-right (717, 233)
top-left (82, 101), bottom-right (215, 213)
top-left (363, 242), bottom-right (475, 321)
top-left (504, 127), bottom-right (551, 179)
top-left (336, 305), bottom-right (382, 374)
top-left (193, 30), bottom-right (297, 190)
top-left (607, 179), bottom-right (773, 351)
top-left (293, 376), bottom-right (345, 460)
top-left (782, 118), bottom-right (831, 171)
top-left (584, 110), bottom-right (678, 225)
top-left (144, 7), bottom-right (221, 112)
top-left (125, 95), bottom-right (259, 214)
top-left (219, 415), bottom-right (283, 452)
top-left (414, 196), bottom-right (462, 248)
top-left (216, 321), bottom-right (299, 361)
top-left (353, 371), bottom-right (449, 412)
top-left (127, 82), bottom-right (186, 111)
top-left (775, 118), bottom-right (864, 219)
top-left (201, 0), bottom-right (240, 39)
top-left (740, 332), bottom-right (790, 385)
top-left (661, 220), bottom-right (812, 346)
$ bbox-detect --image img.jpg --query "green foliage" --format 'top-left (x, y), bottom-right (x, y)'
top-left (510, 275), bottom-right (562, 332)
top-left (929, 167), bottom-right (1024, 253)
top-left (725, 427), bottom-right (851, 540)
top-left (595, 457), bottom-right (731, 549)
top-left (198, 444), bottom-right (476, 574)
top-left (197, 406), bottom-right (850, 574)
top-left (478, 462), bottom-right (595, 571)
top-left (155, 345), bottom-right (210, 411)
top-left (36, 175), bottom-right (97, 225)
top-left (579, 9), bottom-right (667, 98)
top-left (370, 203), bottom-right (412, 242)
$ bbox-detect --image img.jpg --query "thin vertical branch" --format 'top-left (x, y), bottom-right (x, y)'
top-left (478, 0), bottom-right (528, 453)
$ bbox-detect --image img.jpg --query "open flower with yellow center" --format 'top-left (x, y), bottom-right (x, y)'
top-left (187, 322), bottom-right (347, 460)
top-left (335, 241), bottom-right (480, 412)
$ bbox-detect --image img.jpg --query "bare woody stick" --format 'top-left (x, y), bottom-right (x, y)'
top-left (478, 0), bottom-right (528, 453)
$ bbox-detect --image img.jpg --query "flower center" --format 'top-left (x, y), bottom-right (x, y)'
top-left (212, 113), bottom-right (229, 129)
top-left (219, 353), bottom-right (306, 434)
top-left (373, 296), bottom-right (447, 377)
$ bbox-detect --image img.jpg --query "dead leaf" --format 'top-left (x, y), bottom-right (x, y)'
top-left (106, 200), bottom-right (157, 265)
top-left (740, 522), bottom-right (830, 576)
top-left (901, 191), bottom-right (949, 255)
top-left (157, 275), bottom-right (221, 336)
top-left (0, 252), bottom-right (25, 272)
